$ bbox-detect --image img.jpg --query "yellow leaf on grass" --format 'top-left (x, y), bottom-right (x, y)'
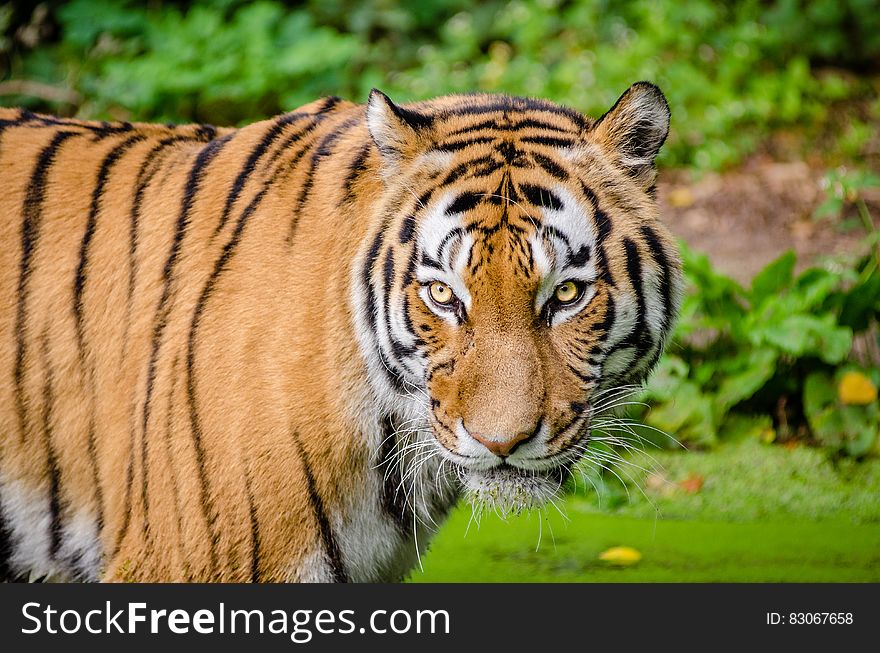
top-left (838, 371), bottom-right (877, 405)
top-left (599, 546), bottom-right (642, 565)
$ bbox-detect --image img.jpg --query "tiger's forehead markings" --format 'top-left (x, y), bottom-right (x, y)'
top-left (434, 96), bottom-right (591, 132)
top-left (529, 186), bottom-right (599, 280)
top-left (411, 177), bottom-right (599, 291)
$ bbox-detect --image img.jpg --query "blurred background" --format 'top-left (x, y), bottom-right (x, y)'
top-left (2, 0), bottom-right (878, 581)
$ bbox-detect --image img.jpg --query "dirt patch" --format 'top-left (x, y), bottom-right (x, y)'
top-left (657, 157), bottom-right (877, 283)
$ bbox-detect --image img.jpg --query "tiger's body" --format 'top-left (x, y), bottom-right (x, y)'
top-left (0, 84), bottom-right (681, 582)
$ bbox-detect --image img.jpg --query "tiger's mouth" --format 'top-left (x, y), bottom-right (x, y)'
top-left (427, 409), bottom-right (590, 513)
top-left (458, 463), bottom-right (574, 516)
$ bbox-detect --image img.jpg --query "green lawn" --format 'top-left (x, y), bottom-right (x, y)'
top-left (408, 441), bottom-right (880, 582)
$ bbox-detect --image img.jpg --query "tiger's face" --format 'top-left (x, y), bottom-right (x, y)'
top-left (361, 83), bottom-right (682, 513)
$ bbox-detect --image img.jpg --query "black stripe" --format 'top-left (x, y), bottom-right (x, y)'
top-left (378, 415), bottom-right (413, 534)
top-left (624, 238), bottom-right (647, 332)
top-left (196, 124), bottom-right (218, 140)
top-left (445, 118), bottom-right (500, 136)
top-left (186, 185), bottom-right (268, 567)
top-left (593, 293), bottom-right (616, 336)
top-left (542, 224), bottom-right (571, 248)
top-left (580, 183), bottom-right (614, 286)
top-left (136, 133), bottom-right (234, 569)
top-left (183, 123), bottom-right (320, 573)
top-left (568, 363), bottom-right (598, 385)
top-left (111, 415), bottom-right (135, 560)
top-left (440, 155), bottom-right (500, 186)
top-left (0, 109), bottom-right (39, 153)
top-left (520, 183), bottom-right (563, 210)
top-left (46, 455), bottom-right (63, 562)
top-left (446, 191), bottom-right (483, 215)
top-left (287, 117), bottom-right (360, 244)
top-left (437, 227), bottom-right (464, 264)
top-left (640, 224), bottom-right (674, 333)
top-left (398, 214), bottom-right (416, 244)
top-left (163, 355), bottom-right (191, 580)
top-left (14, 130), bottom-right (78, 444)
top-left (569, 244), bottom-right (591, 268)
top-left (39, 333), bottom-right (64, 563)
top-left (0, 505), bottom-right (14, 581)
top-left (265, 115), bottom-right (320, 168)
top-left (116, 108), bottom-right (208, 557)
top-left (521, 135), bottom-right (577, 148)
top-left (362, 224), bottom-right (407, 393)
top-left (382, 248), bottom-right (416, 360)
top-left (514, 118), bottom-right (578, 132)
top-left (342, 143), bottom-right (372, 206)
top-left (213, 113), bottom-right (305, 238)
top-left (317, 96), bottom-right (342, 113)
top-left (73, 135), bottom-right (145, 536)
top-left (385, 101), bottom-right (434, 130)
top-left (399, 294), bottom-right (424, 349)
top-left (433, 135), bottom-right (496, 152)
top-left (445, 117), bottom-right (577, 137)
top-left (608, 238), bottom-right (653, 370)
top-left (11, 111), bottom-right (133, 136)
top-left (445, 97), bottom-right (589, 129)
top-left (291, 434), bottom-right (347, 583)
top-left (417, 189), bottom-right (433, 208)
top-left (123, 135), bottom-right (202, 356)
top-left (531, 152), bottom-right (569, 180)
top-left (243, 469), bottom-right (261, 583)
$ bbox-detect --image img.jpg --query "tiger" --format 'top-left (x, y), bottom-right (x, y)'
top-left (0, 81), bottom-right (682, 582)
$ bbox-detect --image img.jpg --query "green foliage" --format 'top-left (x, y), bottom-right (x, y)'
top-left (814, 167), bottom-right (880, 260)
top-left (571, 439), bottom-right (880, 523)
top-left (2, 0), bottom-right (878, 169)
top-left (639, 245), bottom-right (880, 457)
top-left (804, 368), bottom-right (879, 457)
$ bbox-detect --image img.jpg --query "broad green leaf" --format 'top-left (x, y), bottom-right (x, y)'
top-left (714, 348), bottom-right (778, 413)
top-left (839, 269), bottom-right (880, 332)
top-left (750, 250), bottom-right (795, 307)
top-left (803, 371), bottom-right (836, 419)
top-left (817, 319), bottom-right (853, 363)
top-left (757, 314), bottom-right (851, 361)
top-left (646, 382), bottom-right (717, 447)
top-left (720, 413), bottom-right (774, 442)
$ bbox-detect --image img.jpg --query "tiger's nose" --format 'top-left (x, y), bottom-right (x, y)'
top-left (468, 421), bottom-right (541, 457)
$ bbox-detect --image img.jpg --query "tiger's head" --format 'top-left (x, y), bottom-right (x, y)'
top-left (357, 82), bottom-right (682, 514)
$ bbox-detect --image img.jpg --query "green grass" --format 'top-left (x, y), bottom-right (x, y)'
top-left (574, 439), bottom-right (880, 523)
top-left (408, 441), bottom-right (880, 582)
top-left (409, 508), bottom-right (880, 583)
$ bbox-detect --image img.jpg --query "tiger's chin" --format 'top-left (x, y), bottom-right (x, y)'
top-left (459, 464), bottom-right (571, 516)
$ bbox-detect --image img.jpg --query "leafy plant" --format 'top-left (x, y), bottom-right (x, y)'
top-left (804, 368), bottom-right (879, 457)
top-left (637, 244), bottom-right (879, 457)
top-left (814, 167), bottom-right (880, 268)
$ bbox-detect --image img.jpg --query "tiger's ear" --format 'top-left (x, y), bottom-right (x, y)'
top-left (366, 89), bottom-right (433, 175)
top-left (590, 82), bottom-right (670, 188)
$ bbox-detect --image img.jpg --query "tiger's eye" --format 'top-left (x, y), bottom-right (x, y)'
top-left (429, 281), bottom-right (455, 305)
top-left (554, 280), bottom-right (580, 304)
